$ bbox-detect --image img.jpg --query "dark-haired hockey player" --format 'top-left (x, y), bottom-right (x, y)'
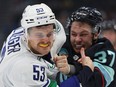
top-left (56, 7), bottom-right (116, 87)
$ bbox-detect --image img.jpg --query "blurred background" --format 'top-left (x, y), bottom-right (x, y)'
top-left (0, 0), bottom-right (116, 49)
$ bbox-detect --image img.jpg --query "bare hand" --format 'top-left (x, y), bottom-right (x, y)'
top-left (78, 48), bottom-right (94, 72)
top-left (53, 55), bottom-right (70, 74)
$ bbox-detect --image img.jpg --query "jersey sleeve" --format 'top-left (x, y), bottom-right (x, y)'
top-left (50, 19), bottom-right (66, 58)
top-left (60, 76), bottom-right (81, 87)
top-left (84, 38), bottom-right (116, 87)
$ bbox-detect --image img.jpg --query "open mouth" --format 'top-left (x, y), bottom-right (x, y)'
top-left (39, 43), bottom-right (49, 48)
top-left (75, 45), bottom-right (82, 48)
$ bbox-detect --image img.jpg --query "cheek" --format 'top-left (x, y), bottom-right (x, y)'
top-left (85, 39), bottom-right (92, 45)
top-left (70, 36), bottom-right (75, 42)
top-left (50, 37), bottom-right (55, 43)
top-left (70, 38), bottom-right (74, 46)
top-left (83, 36), bottom-right (92, 46)
top-left (28, 38), bottom-right (39, 47)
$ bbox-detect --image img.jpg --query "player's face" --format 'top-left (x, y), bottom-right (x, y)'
top-left (70, 21), bottom-right (93, 53)
top-left (27, 24), bottom-right (54, 55)
top-left (102, 29), bottom-right (116, 51)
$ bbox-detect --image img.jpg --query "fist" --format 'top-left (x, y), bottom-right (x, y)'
top-left (53, 55), bottom-right (70, 74)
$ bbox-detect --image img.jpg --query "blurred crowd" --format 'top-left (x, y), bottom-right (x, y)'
top-left (0, 0), bottom-right (116, 49)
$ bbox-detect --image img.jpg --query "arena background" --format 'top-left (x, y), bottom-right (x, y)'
top-left (0, 0), bottom-right (116, 49)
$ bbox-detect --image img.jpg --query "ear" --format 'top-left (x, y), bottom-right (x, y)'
top-left (93, 33), bottom-right (99, 40)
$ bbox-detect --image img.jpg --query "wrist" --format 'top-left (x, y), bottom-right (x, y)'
top-left (67, 65), bottom-right (76, 76)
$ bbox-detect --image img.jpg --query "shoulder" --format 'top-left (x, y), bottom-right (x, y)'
top-left (96, 38), bottom-right (113, 48)
top-left (88, 38), bottom-right (114, 52)
top-left (86, 38), bottom-right (116, 60)
top-left (1, 27), bottom-right (25, 56)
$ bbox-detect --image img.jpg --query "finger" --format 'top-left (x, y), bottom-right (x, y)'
top-left (57, 63), bottom-right (65, 68)
top-left (53, 54), bottom-right (64, 62)
top-left (78, 58), bottom-right (82, 64)
top-left (58, 64), bottom-right (70, 74)
top-left (56, 56), bottom-right (67, 62)
top-left (53, 54), bottom-right (58, 62)
top-left (80, 47), bottom-right (86, 58)
top-left (53, 57), bottom-right (57, 62)
top-left (58, 67), bottom-right (66, 73)
top-left (78, 58), bottom-right (82, 62)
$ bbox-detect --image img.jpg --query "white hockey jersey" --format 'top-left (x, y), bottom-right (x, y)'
top-left (0, 20), bottom-right (66, 87)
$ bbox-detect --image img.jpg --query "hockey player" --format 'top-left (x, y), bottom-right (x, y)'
top-left (99, 20), bottom-right (116, 87)
top-left (0, 3), bottom-right (69, 87)
top-left (56, 7), bottom-right (116, 87)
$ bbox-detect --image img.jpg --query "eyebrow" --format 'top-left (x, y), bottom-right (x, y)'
top-left (71, 30), bottom-right (91, 33)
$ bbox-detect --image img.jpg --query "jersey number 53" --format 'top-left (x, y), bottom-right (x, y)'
top-left (33, 65), bottom-right (45, 81)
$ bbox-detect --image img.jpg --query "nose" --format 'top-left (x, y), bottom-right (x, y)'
top-left (75, 35), bottom-right (82, 42)
top-left (41, 36), bottom-right (49, 42)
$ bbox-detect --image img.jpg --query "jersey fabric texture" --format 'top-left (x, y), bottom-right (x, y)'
top-left (60, 76), bottom-right (80, 87)
top-left (59, 35), bottom-right (116, 87)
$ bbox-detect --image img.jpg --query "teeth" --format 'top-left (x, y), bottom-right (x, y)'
top-left (39, 44), bottom-right (49, 47)
top-left (75, 45), bottom-right (82, 49)
top-left (76, 45), bottom-right (82, 47)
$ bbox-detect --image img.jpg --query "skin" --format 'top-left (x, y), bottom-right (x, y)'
top-left (78, 48), bottom-right (94, 71)
top-left (27, 24), bottom-right (54, 55)
top-left (70, 21), bottom-right (98, 53)
top-left (101, 29), bottom-right (116, 51)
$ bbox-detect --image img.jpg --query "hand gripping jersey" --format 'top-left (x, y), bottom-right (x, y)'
top-left (0, 20), bottom-right (66, 87)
